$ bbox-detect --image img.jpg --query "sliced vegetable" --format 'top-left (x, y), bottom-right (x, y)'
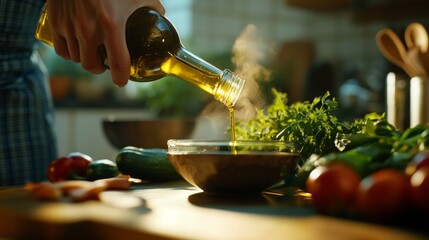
top-left (25, 182), bottom-right (62, 201)
top-left (25, 175), bottom-right (132, 202)
top-left (48, 152), bottom-right (93, 182)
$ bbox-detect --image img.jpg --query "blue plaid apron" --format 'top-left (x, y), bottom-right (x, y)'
top-left (0, 0), bottom-right (58, 186)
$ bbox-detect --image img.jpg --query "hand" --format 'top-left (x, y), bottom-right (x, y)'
top-left (45, 0), bottom-right (165, 87)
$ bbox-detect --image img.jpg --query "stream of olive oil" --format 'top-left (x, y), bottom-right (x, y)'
top-left (228, 105), bottom-right (237, 154)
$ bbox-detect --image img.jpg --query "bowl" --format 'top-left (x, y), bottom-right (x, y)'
top-left (102, 119), bottom-right (196, 149)
top-left (167, 139), bottom-right (299, 195)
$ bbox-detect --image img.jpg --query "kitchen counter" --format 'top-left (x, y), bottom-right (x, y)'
top-left (0, 181), bottom-right (427, 240)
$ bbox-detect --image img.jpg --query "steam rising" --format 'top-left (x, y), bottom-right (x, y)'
top-left (232, 24), bottom-right (271, 121)
top-left (233, 25), bottom-right (272, 88)
top-left (193, 24), bottom-right (272, 139)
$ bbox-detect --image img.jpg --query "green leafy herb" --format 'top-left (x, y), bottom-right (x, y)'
top-left (234, 89), bottom-right (371, 162)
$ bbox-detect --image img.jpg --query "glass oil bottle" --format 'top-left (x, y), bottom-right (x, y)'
top-left (35, 5), bottom-right (244, 107)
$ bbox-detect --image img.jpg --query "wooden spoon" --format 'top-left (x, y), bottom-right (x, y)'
top-left (376, 28), bottom-right (416, 77)
top-left (405, 23), bottom-right (429, 75)
top-left (407, 47), bottom-right (428, 76)
top-left (405, 22), bottom-right (429, 53)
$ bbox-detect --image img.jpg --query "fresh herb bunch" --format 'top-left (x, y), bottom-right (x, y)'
top-left (234, 89), bottom-right (382, 163)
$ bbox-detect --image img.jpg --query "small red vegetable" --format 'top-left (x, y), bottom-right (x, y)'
top-left (306, 163), bottom-right (361, 214)
top-left (48, 152), bottom-right (93, 182)
top-left (356, 169), bottom-right (410, 221)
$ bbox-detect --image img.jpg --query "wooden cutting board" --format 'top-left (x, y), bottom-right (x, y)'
top-left (0, 182), bottom-right (427, 240)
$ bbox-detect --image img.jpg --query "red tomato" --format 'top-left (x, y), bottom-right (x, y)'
top-left (356, 169), bottom-right (410, 221)
top-left (406, 150), bottom-right (429, 175)
top-left (410, 166), bottom-right (429, 213)
top-left (48, 152), bottom-right (93, 182)
top-left (306, 163), bottom-right (361, 214)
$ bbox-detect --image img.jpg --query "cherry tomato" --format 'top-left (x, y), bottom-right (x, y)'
top-left (406, 150), bottom-right (429, 175)
top-left (48, 152), bottom-right (93, 182)
top-left (306, 163), bottom-right (361, 214)
top-left (356, 169), bottom-right (410, 221)
top-left (410, 166), bottom-right (429, 213)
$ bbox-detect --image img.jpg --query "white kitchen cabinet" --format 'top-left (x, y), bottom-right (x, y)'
top-left (54, 109), bottom-right (153, 160)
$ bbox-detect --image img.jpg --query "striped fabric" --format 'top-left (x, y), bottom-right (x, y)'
top-left (0, 0), bottom-right (58, 186)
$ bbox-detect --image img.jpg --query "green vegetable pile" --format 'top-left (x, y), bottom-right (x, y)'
top-left (234, 89), bottom-right (429, 188)
top-left (234, 89), bottom-right (370, 161)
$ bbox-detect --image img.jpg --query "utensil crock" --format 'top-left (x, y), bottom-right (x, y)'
top-left (410, 76), bottom-right (429, 127)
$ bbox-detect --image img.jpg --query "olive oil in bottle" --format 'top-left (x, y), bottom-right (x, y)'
top-left (35, 5), bottom-right (244, 107)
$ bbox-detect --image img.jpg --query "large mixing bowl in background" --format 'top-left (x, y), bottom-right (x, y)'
top-left (102, 119), bottom-right (196, 149)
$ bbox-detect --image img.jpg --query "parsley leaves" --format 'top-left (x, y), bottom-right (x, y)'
top-left (234, 89), bottom-right (380, 163)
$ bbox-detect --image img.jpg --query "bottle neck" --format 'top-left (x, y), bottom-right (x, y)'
top-left (215, 69), bottom-right (245, 107)
top-left (174, 48), bottom-right (223, 76)
top-left (162, 47), bottom-right (244, 106)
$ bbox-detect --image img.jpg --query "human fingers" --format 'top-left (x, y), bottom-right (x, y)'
top-left (103, 27), bottom-right (130, 87)
top-left (51, 34), bottom-right (71, 60)
top-left (78, 41), bottom-right (106, 74)
top-left (66, 36), bottom-right (81, 62)
top-left (77, 24), bottom-right (106, 74)
top-left (45, 1), bottom-right (80, 62)
top-left (46, 4), bottom-right (71, 60)
top-left (78, 43), bottom-right (106, 74)
top-left (79, 45), bottom-right (106, 75)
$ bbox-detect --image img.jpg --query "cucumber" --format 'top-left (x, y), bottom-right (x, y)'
top-left (115, 146), bottom-right (182, 182)
top-left (86, 159), bottom-right (120, 181)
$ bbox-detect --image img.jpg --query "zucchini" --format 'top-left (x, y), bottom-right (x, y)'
top-left (115, 146), bottom-right (182, 182)
top-left (86, 159), bottom-right (120, 181)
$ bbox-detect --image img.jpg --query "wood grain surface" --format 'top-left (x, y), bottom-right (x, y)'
top-left (0, 181), bottom-right (427, 240)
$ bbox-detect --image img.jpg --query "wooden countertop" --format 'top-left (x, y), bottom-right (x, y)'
top-left (0, 181), bottom-right (427, 240)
